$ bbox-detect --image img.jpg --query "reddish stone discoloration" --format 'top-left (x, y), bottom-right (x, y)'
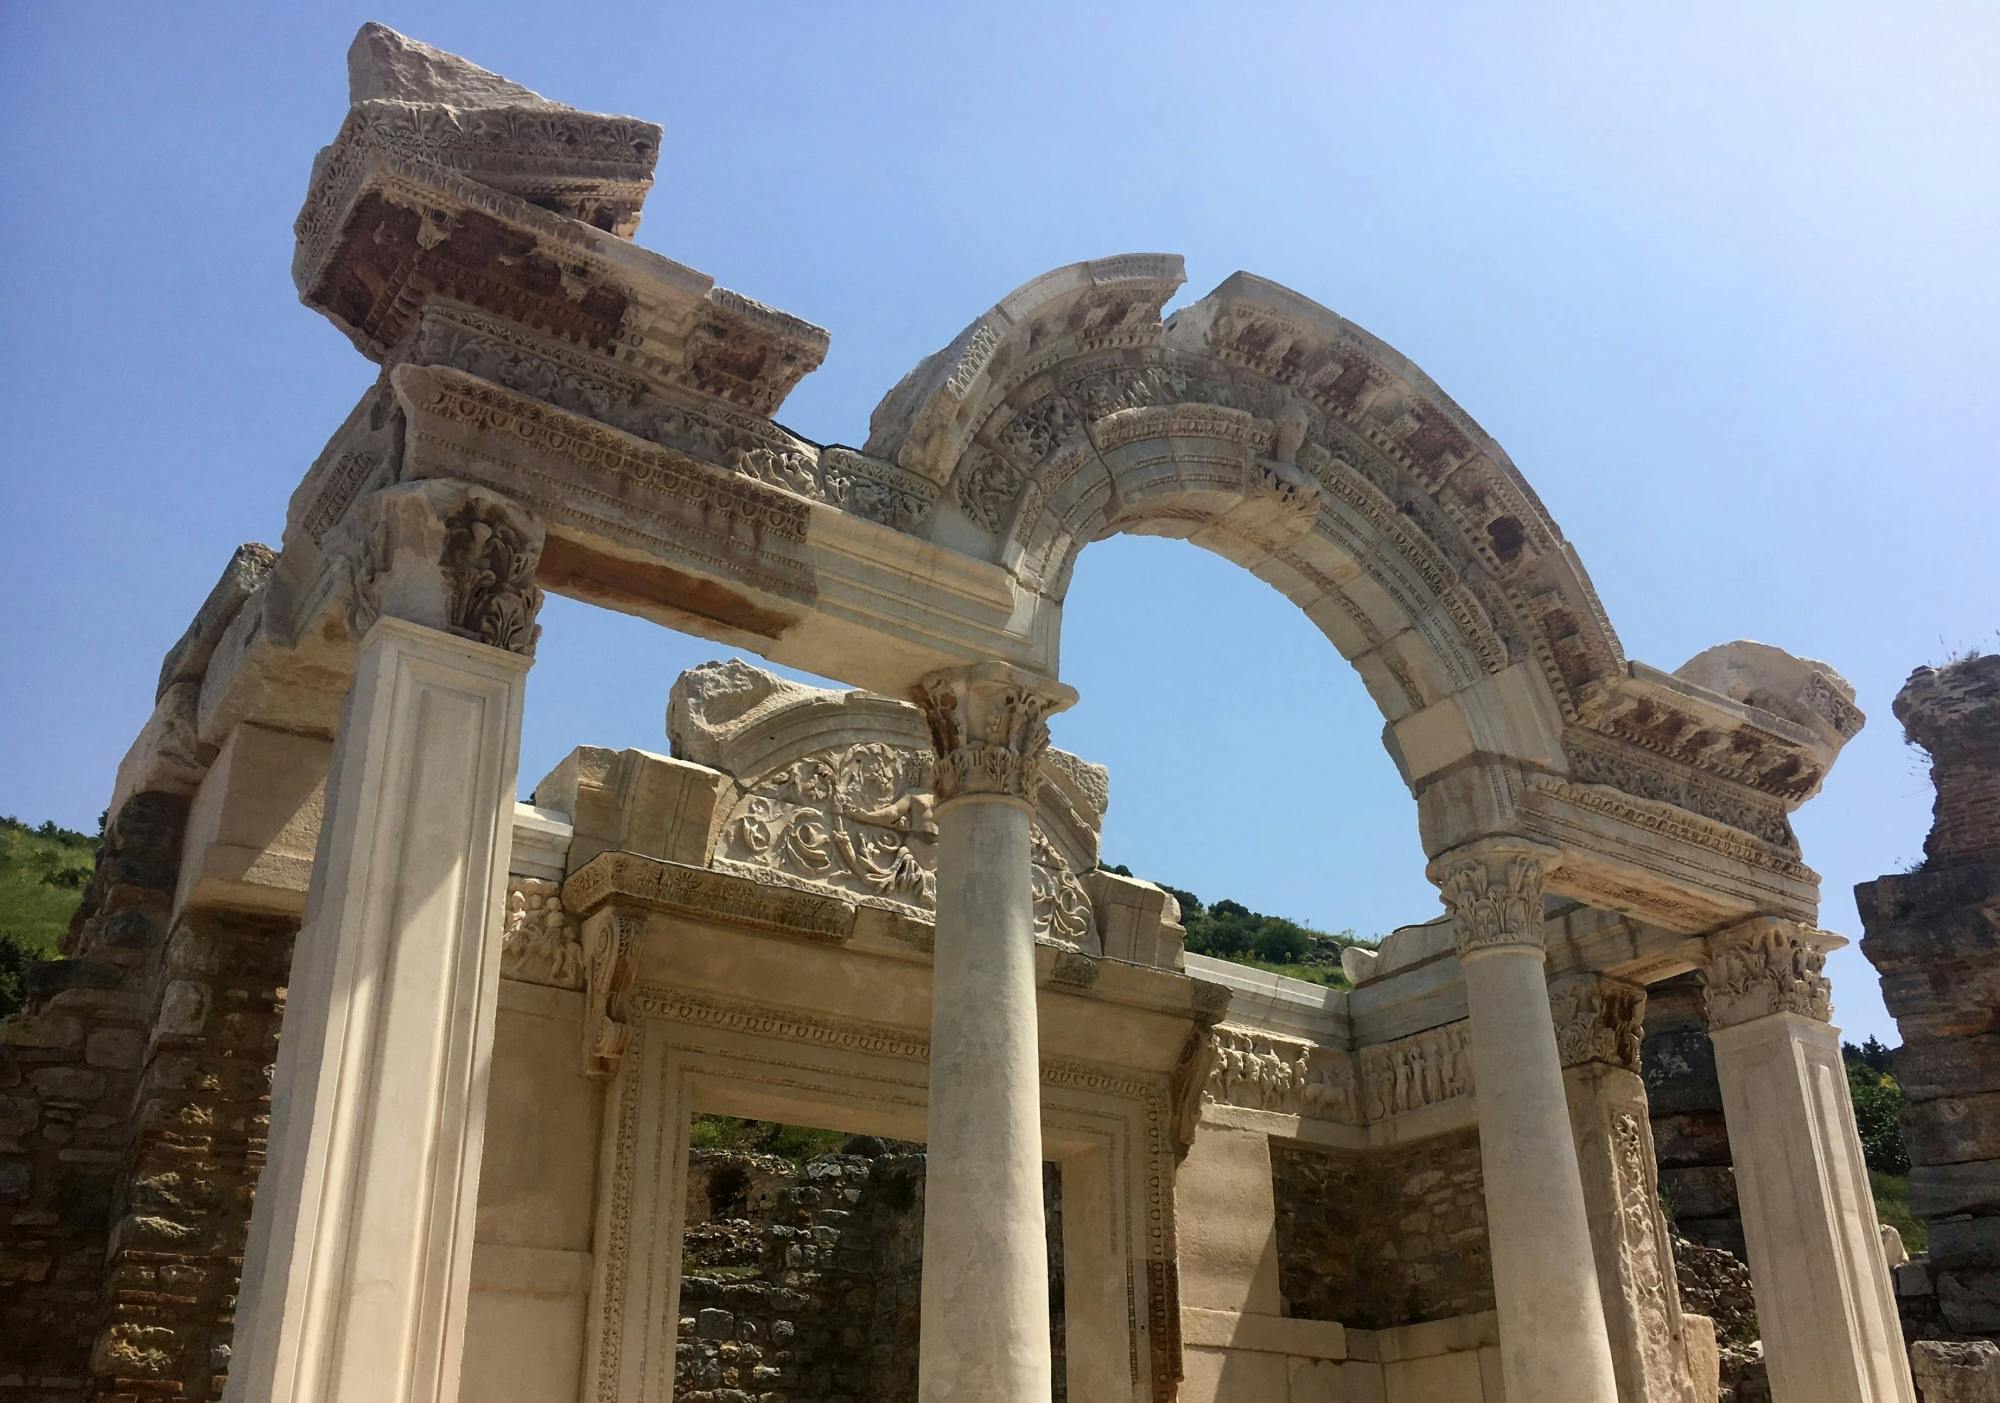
top-left (537, 534), bottom-right (800, 640)
top-left (313, 192), bottom-right (630, 361)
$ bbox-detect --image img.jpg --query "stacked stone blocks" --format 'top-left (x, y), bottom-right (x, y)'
top-left (1858, 655), bottom-right (2000, 1341)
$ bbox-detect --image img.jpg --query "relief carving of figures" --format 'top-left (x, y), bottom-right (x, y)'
top-left (714, 738), bottom-right (1093, 946)
top-left (1702, 916), bottom-right (1833, 1029)
top-left (1203, 1027), bottom-right (1356, 1122)
top-left (1360, 1022), bottom-right (1473, 1120)
top-left (1550, 974), bottom-right (1646, 1072)
top-left (501, 877), bottom-right (583, 989)
top-left (720, 741), bottom-right (939, 906)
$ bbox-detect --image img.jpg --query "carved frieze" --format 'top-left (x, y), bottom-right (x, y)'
top-left (501, 877), bottom-right (582, 989)
top-left (1702, 917), bottom-right (1833, 1029)
top-left (711, 738), bottom-right (1095, 947)
top-left (1203, 1026), bottom-right (1358, 1123)
top-left (396, 364), bottom-right (818, 608)
top-left (1549, 974), bottom-right (1646, 1072)
top-left (1359, 1022), bottom-right (1473, 1119)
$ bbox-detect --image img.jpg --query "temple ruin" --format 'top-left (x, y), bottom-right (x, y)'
top-left (0, 23), bottom-right (1920, 1403)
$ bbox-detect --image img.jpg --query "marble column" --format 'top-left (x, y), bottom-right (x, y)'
top-left (1706, 918), bottom-right (1916, 1403)
top-left (1430, 838), bottom-right (1621, 1402)
top-left (912, 661), bottom-right (1076, 1403)
top-left (1554, 973), bottom-right (1698, 1403)
top-left (226, 484), bottom-right (544, 1403)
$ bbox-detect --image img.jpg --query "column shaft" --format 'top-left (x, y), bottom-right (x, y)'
top-left (920, 793), bottom-right (1051, 1401)
top-left (913, 661), bottom-right (1073, 1403)
top-left (1713, 1018), bottom-right (1913, 1401)
top-left (1464, 947), bottom-right (1623, 1401)
top-left (1435, 838), bottom-right (1619, 1402)
top-left (226, 618), bottom-right (530, 1403)
top-left (1706, 918), bottom-right (1913, 1403)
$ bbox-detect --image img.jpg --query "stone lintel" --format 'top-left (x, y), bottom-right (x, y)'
top-left (174, 723), bottom-right (331, 917)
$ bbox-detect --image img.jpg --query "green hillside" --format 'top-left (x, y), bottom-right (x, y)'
top-left (0, 816), bottom-right (97, 1017)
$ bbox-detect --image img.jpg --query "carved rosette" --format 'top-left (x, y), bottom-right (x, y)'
top-left (1701, 916), bottom-right (1833, 1030)
top-left (1427, 837), bottom-right (1558, 957)
top-left (500, 877), bottom-right (583, 988)
top-left (912, 662), bottom-right (1077, 806)
top-left (1549, 973), bottom-right (1647, 1071)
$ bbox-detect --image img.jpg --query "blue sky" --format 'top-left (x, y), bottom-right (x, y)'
top-left (2, 4), bottom-right (1993, 1046)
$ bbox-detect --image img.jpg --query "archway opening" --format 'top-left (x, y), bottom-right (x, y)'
top-left (1051, 533), bottom-right (1438, 981)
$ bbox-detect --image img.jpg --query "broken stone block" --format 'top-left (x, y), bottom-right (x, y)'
top-left (1910, 1337), bottom-right (2000, 1402)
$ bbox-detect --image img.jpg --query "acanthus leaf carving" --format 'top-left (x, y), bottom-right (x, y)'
top-left (1702, 916), bottom-right (1833, 1029)
top-left (441, 500), bottom-right (544, 654)
top-left (913, 663), bottom-right (1071, 806)
top-left (1549, 974), bottom-right (1646, 1071)
top-left (1431, 839), bottom-right (1556, 956)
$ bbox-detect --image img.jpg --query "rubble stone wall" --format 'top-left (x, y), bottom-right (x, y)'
top-left (674, 1145), bottom-right (1064, 1402)
top-left (1270, 1130), bottom-right (1493, 1329)
top-left (1, 794), bottom-right (188, 1403)
top-left (1858, 655), bottom-right (2000, 1342)
top-left (1642, 973), bottom-right (1746, 1261)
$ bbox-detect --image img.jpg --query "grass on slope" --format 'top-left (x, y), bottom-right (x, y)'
top-left (0, 816), bottom-right (97, 1017)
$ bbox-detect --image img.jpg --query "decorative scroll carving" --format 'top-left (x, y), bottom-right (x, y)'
top-left (913, 663), bottom-right (1073, 805)
top-left (1203, 1026), bottom-right (1357, 1122)
top-left (1169, 1026), bottom-right (1219, 1153)
top-left (1430, 838), bottom-right (1556, 956)
top-left (720, 740), bottom-right (938, 904)
top-left (711, 740), bottom-right (1094, 947)
top-left (1611, 1109), bottom-right (1683, 1398)
top-left (1360, 1022), bottom-right (1473, 1119)
top-left (956, 447), bottom-right (1030, 533)
top-left (1702, 917), bottom-right (1833, 1029)
top-left (441, 500), bottom-right (543, 653)
top-left (501, 877), bottom-right (582, 988)
top-left (1549, 974), bottom-right (1646, 1071)
top-left (581, 909), bottom-right (639, 1077)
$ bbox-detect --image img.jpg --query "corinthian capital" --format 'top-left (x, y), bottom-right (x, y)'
top-left (1701, 917), bottom-right (1834, 1029)
top-left (1549, 973), bottom-right (1647, 1071)
top-left (1426, 837), bottom-right (1559, 957)
top-left (912, 662), bottom-right (1077, 805)
top-left (329, 479), bottom-right (546, 655)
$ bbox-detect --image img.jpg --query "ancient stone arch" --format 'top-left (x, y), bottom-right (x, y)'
top-left (0, 24), bottom-right (1914, 1403)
